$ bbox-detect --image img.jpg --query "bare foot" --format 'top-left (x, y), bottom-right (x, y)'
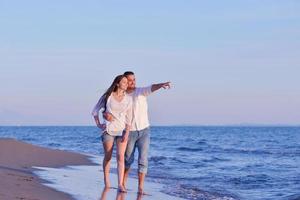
top-left (123, 185), bottom-right (131, 191)
top-left (137, 188), bottom-right (146, 195)
top-left (118, 185), bottom-right (127, 193)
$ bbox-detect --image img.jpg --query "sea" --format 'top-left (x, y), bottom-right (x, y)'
top-left (0, 126), bottom-right (299, 200)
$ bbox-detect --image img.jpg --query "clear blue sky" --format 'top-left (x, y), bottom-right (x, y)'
top-left (0, 0), bottom-right (299, 125)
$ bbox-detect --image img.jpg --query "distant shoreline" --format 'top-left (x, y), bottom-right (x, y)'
top-left (1, 125), bottom-right (299, 127)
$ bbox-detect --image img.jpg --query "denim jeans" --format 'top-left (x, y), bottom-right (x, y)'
top-left (101, 131), bottom-right (123, 143)
top-left (125, 127), bottom-right (150, 174)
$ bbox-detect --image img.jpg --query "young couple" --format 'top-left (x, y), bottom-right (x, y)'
top-left (92, 71), bottom-right (170, 194)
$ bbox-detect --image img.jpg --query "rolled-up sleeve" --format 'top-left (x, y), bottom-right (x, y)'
top-left (91, 96), bottom-right (105, 117)
top-left (125, 99), bottom-right (133, 126)
top-left (137, 85), bottom-right (152, 96)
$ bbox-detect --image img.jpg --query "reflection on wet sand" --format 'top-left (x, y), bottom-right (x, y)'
top-left (99, 187), bottom-right (144, 200)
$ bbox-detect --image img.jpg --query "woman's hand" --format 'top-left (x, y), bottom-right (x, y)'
top-left (94, 116), bottom-right (106, 131)
top-left (103, 112), bottom-right (114, 122)
top-left (121, 131), bottom-right (129, 143)
top-left (97, 123), bottom-right (106, 131)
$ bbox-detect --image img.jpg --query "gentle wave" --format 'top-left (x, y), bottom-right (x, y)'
top-left (1, 126), bottom-right (299, 200)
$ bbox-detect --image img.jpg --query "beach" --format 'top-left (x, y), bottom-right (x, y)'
top-left (0, 138), bottom-right (95, 200)
top-left (0, 137), bottom-right (185, 200)
top-left (0, 126), bottom-right (299, 200)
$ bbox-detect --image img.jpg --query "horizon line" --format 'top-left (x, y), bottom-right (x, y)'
top-left (0, 124), bottom-right (300, 127)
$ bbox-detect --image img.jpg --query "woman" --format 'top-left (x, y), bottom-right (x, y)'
top-left (92, 75), bottom-right (132, 193)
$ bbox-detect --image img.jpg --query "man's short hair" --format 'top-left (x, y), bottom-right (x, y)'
top-left (123, 71), bottom-right (135, 77)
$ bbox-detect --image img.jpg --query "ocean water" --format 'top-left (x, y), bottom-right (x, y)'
top-left (0, 126), bottom-right (299, 200)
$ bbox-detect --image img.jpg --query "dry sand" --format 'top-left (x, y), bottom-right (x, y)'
top-left (0, 138), bottom-right (95, 200)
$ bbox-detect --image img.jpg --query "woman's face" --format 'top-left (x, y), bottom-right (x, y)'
top-left (118, 77), bottom-right (128, 91)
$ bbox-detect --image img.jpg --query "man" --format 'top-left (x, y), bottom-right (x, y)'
top-left (104, 71), bottom-right (170, 194)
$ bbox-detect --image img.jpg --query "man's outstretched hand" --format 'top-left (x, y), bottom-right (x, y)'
top-left (162, 82), bottom-right (171, 89)
top-left (151, 81), bottom-right (171, 92)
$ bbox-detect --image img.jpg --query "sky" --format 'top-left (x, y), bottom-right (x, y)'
top-left (0, 0), bottom-right (299, 126)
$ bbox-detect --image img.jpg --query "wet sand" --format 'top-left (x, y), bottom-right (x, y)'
top-left (0, 138), bottom-right (95, 200)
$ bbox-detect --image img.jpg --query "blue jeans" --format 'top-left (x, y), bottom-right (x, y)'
top-left (125, 127), bottom-right (150, 174)
top-left (101, 131), bottom-right (123, 143)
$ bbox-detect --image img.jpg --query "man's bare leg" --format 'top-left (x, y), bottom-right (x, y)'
top-left (138, 172), bottom-right (146, 194)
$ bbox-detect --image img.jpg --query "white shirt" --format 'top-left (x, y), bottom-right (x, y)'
top-left (92, 94), bottom-right (133, 136)
top-left (92, 86), bottom-right (152, 132)
top-left (128, 86), bottom-right (152, 131)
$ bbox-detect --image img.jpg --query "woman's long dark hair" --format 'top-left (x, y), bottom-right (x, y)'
top-left (100, 74), bottom-right (126, 113)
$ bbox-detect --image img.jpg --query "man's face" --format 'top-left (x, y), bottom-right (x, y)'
top-left (126, 74), bottom-right (136, 90)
